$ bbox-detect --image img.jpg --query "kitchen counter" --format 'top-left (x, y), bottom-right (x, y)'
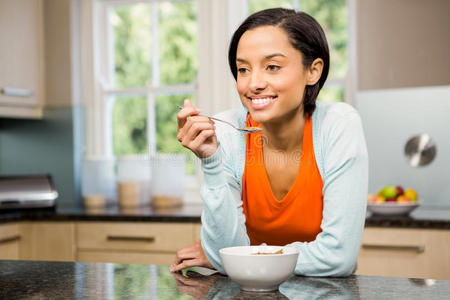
top-left (0, 204), bottom-right (203, 223)
top-left (1, 260), bottom-right (449, 299)
top-left (1, 204), bottom-right (450, 229)
top-left (365, 206), bottom-right (450, 229)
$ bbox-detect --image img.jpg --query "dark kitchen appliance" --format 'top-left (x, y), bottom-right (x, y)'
top-left (0, 175), bottom-right (58, 209)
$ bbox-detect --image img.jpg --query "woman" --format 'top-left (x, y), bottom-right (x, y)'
top-left (172, 8), bottom-right (368, 276)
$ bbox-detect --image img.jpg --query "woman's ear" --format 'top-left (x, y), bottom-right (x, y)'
top-left (306, 58), bottom-right (324, 86)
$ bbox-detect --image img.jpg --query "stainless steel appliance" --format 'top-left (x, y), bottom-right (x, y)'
top-left (0, 175), bottom-right (58, 209)
top-left (357, 86), bottom-right (450, 207)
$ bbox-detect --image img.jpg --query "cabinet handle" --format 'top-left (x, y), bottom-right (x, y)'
top-left (362, 244), bottom-right (425, 253)
top-left (0, 235), bottom-right (21, 244)
top-left (107, 235), bottom-right (155, 243)
top-left (1, 87), bottom-right (33, 97)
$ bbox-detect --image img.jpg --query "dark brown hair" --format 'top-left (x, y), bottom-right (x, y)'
top-left (228, 8), bottom-right (329, 117)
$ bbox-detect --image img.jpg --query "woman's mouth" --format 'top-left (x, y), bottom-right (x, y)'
top-left (249, 96), bottom-right (277, 110)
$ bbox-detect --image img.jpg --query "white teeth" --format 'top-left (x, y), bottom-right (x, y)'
top-left (251, 97), bottom-right (274, 104)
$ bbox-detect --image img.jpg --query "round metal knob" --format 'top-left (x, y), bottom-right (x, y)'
top-left (404, 134), bottom-right (436, 167)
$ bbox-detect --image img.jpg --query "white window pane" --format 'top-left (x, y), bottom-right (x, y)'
top-left (112, 96), bottom-right (148, 155)
top-left (317, 84), bottom-right (345, 102)
top-left (111, 4), bottom-right (152, 88)
top-left (297, 0), bottom-right (347, 79)
top-left (155, 93), bottom-right (197, 174)
top-left (159, 1), bottom-right (198, 85)
top-left (248, 0), bottom-right (294, 14)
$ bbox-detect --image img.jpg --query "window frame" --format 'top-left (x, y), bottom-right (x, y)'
top-left (101, 0), bottom-right (198, 157)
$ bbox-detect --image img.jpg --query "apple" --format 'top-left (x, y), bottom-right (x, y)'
top-left (404, 189), bottom-right (418, 201)
top-left (381, 185), bottom-right (398, 199)
top-left (375, 195), bottom-right (386, 203)
top-left (397, 195), bottom-right (411, 203)
top-left (367, 194), bottom-right (376, 203)
top-left (396, 186), bottom-right (404, 196)
top-left (386, 197), bottom-right (396, 203)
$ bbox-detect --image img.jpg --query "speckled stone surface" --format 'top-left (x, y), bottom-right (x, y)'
top-left (0, 260), bottom-right (449, 299)
top-left (0, 204), bottom-right (203, 224)
top-left (365, 206), bottom-right (450, 229)
top-left (1, 204), bottom-right (450, 229)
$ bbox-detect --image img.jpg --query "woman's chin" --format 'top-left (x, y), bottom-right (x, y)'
top-left (249, 110), bottom-right (272, 124)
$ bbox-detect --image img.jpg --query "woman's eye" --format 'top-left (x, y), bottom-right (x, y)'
top-left (267, 65), bottom-right (280, 71)
top-left (238, 68), bottom-right (249, 74)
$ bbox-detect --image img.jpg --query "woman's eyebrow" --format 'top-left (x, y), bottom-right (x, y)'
top-left (265, 53), bottom-right (286, 59)
top-left (236, 53), bottom-right (286, 63)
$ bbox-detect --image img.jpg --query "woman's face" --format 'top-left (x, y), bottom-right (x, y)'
top-left (236, 25), bottom-right (310, 124)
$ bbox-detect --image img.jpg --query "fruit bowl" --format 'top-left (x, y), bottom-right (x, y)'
top-left (367, 185), bottom-right (419, 216)
top-left (367, 202), bottom-right (419, 216)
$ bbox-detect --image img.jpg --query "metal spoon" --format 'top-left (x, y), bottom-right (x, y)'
top-left (177, 105), bottom-right (261, 133)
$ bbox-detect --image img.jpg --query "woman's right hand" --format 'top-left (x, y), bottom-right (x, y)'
top-left (177, 99), bottom-right (218, 158)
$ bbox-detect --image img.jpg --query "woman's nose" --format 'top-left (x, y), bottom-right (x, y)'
top-left (249, 71), bottom-right (267, 91)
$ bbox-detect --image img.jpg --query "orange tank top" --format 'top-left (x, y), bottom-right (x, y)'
top-left (242, 114), bottom-right (324, 245)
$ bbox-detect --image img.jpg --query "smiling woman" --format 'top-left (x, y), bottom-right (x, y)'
top-left (173, 8), bottom-right (368, 277)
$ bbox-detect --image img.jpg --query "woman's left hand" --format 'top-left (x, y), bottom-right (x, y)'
top-left (170, 239), bottom-right (214, 272)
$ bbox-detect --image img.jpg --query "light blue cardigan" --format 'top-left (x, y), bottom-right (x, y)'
top-left (200, 102), bottom-right (368, 276)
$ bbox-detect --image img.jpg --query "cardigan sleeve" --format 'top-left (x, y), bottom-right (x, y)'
top-left (287, 109), bottom-right (369, 276)
top-left (199, 133), bottom-right (250, 274)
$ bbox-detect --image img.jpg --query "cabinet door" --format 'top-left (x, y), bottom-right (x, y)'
top-left (0, 0), bottom-right (44, 115)
top-left (193, 223), bottom-right (201, 241)
top-left (357, 227), bottom-right (450, 280)
top-left (0, 223), bottom-right (21, 260)
top-left (20, 222), bottom-right (75, 262)
top-left (430, 230), bottom-right (450, 280)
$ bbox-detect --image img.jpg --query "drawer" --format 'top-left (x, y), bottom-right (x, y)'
top-left (76, 222), bottom-right (195, 252)
top-left (77, 250), bottom-right (175, 265)
top-left (357, 228), bottom-right (435, 279)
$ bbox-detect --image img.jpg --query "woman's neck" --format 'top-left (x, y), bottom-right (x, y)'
top-left (261, 108), bottom-right (306, 153)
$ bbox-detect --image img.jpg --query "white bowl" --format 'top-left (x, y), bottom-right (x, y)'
top-left (219, 245), bottom-right (299, 292)
top-left (368, 202), bottom-right (419, 216)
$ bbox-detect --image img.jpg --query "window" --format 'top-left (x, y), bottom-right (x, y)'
top-left (101, 0), bottom-right (198, 174)
top-left (246, 0), bottom-right (348, 102)
top-left (83, 0), bottom-right (350, 184)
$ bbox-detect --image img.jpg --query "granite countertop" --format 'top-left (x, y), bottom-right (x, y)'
top-left (1, 204), bottom-right (450, 229)
top-left (1, 260), bottom-right (449, 299)
top-left (0, 204), bottom-right (203, 223)
top-left (365, 206), bottom-right (450, 229)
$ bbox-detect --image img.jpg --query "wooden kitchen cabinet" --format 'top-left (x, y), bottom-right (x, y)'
top-left (76, 222), bottom-right (199, 265)
top-left (194, 223), bottom-right (201, 241)
top-left (357, 227), bottom-right (450, 280)
top-left (0, 223), bottom-right (21, 260)
top-left (0, 0), bottom-right (45, 119)
top-left (19, 222), bottom-right (76, 262)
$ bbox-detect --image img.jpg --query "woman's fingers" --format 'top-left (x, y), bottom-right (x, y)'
top-left (171, 258), bottom-right (203, 273)
top-left (177, 99), bottom-right (200, 130)
top-left (179, 117), bottom-right (214, 146)
top-left (172, 241), bottom-right (199, 266)
top-left (176, 99), bottom-right (218, 158)
top-left (170, 240), bottom-right (210, 273)
top-left (173, 248), bottom-right (198, 266)
top-left (177, 116), bottom-right (209, 142)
